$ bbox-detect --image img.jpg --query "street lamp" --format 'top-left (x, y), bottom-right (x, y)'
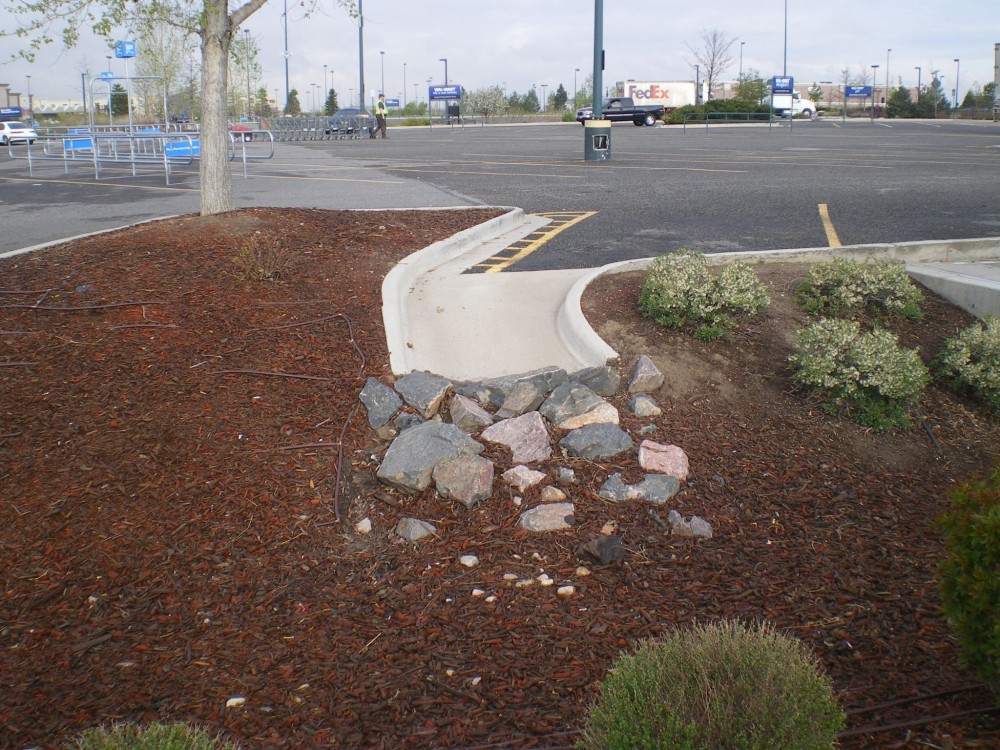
top-left (574, 68), bottom-right (580, 108)
top-left (379, 50), bottom-right (385, 96)
top-left (694, 64), bottom-right (700, 105)
top-left (782, 0), bottom-right (788, 76)
top-left (25, 75), bottom-right (32, 120)
top-left (323, 63), bottom-right (327, 102)
top-left (282, 0), bottom-right (290, 111)
top-left (740, 41), bottom-right (745, 78)
top-left (244, 29), bottom-right (251, 118)
top-left (914, 67), bottom-right (921, 99)
top-left (871, 64), bottom-right (879, 119)
top-left (953, 58), bottom-right (960, 108)
top-left (540, 84), bottom-right (548, 111)
top-left (439, 58), bottom-right (448, 86)
top-left (403, 62), bottom-right (407, 107)
top-left (886, 48), bottom-right (891, 100)
top-left (106, 55), bottom-right (113, 126)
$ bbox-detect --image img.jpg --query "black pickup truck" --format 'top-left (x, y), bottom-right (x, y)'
top-left (575, 97), bottom-right (665, 126)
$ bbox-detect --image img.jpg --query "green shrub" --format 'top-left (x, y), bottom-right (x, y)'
top-left (796, 257), bottom-right (923, 320)
top-left (788, 318), bottom-right (930, 431)
top-left (70, 722), bottom-right (238, 750)
top-left (936, 317), bottom-right (1000, 412)
top-left (938, 467), bottom-right (1000, 701)
top-left (638, 251), bottom-right (770, 335)
top-left (577, 620), bottom-right (844, 750)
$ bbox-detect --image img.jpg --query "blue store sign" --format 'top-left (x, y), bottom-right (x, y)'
top-left (428, 85), bottom-right (461, 101)
top-left (845, 85), bottom-right (872, 98)
top-left (771, 76), bottom-right (794, 94)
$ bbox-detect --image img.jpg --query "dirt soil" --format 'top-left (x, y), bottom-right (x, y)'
top-left (2, 208), bottom-right (999, 750)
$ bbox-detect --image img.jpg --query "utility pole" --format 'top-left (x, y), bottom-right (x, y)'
top-left (357, 0), bottom-right (365, 113)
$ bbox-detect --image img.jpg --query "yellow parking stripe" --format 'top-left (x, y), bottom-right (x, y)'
top-left (472, 211), bottom-right (597, 273)
top-left (818, 203), bottom-right (842, 248)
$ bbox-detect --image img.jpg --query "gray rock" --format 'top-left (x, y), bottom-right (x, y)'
top-left (575, 535), bottom-right (626, 565)
top-left (395, 371), bottom-right (452, 419)
top-left (376, 421), bottom-right (483, 493)
top-left (689, 516), bottom-right (713, 538)
top-left (394, 412), bottom-right (424, 432)
top-left (628, 355), bottom-right (664, 393)
top-left (570, 365), bottom-right (621, 397)
top-left (433, 455), bottom-right (495, 509)
top-left (453, 382), bottom-right (505, 409)
top-left (481, 367), bottom-right (569, 404)
top-left (395, 517), bottom-right (437, 541)
top-left (359, 377), bottom-right (403, 428)
top-left (449, 394), bottom-right (494, 433)
top-left (629, 394), bottom-right (662, 417)
top-left (557, 467), bottom-right (577, 485)
top-left (599, 473), bottom-right (679, 504)
top-left (540, 382), bottom-right (619, 429)
top-left (559, 424), bottom-right (633, 460)
top-left (496, 381), bottom-right (545, 419)
top-left (636, 474), bottom-right (681, 505)
top-left (481, 411), bottom-right (552, 464)
top-left (518, 502), bottom-right (574, 532)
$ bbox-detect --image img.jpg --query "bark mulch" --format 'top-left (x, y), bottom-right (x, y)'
top-left (2, 208), bottom-right (999, 749)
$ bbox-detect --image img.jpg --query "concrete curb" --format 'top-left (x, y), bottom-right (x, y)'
top-left (559, 236), bottom-right (1000, 366)
top-left (0, 216), bottom-right (180, 260)
top-left (382, 206), bottom-right (527, 375)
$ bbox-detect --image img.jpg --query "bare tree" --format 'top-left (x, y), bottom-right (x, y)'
top-left (687, 28), bottom-right (738, 100)
top-left (133, 16), bottom-right (194, 120)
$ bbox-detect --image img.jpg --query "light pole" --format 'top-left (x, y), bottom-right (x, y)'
top-left (403, 62), bottom-right (407, 107)
top-left (282, 0), bottom-right (290, 111)
top-left (106, 55), bottom-right (113, 126)
top-left (439, 58), bottom-right (448, 86)
top-left (349, 88), bottom-right (354, 107)
top-left (413, 82), bottom-right (418, 105)
top-left (244, 29), bottom-right (252, 118)
top-left (574, 68), bottom-right (580, 108)
top-left (914, 67), bottom-right (921, 99)
top-left (886, 48), bottom-right (891, 102)
top-left (953, 58), bottom-right (960, 108)
top-left (871, 64), bottom-right (879, 119)
top-left (540, 84), bottom-right (548, 112)
top-left (25, 75), bottom-right (32, 120)
top-left (379, 50), bottom-right (385, 96)
top-left (323, 63), bottom-right (328, 103)
top-left (694, 64), bottom-right (700, 105)
top-left (740, 41), bottom-right (745, 78)
top-left (783, 0), bottom-right (788, 76)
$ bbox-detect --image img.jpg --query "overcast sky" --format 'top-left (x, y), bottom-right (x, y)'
top-left (2, 0), bottom-right (997, 109)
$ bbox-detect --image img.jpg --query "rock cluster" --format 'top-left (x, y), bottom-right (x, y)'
top-left (359, 357), bottom-right (713, 557)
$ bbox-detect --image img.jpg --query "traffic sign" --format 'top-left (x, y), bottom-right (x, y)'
top-left (115, 40), bottom-right (137, 58)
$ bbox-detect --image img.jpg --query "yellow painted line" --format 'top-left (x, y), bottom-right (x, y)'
top-left (480, 211), bottom-right (597, 273)
top-left (818, 203), bottom-right (842, 248)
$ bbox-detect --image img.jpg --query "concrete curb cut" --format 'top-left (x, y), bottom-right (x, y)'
top-left (382, 206), bottom-right (526, 375)
top-left (559, 236), bottom-right (1000, 366)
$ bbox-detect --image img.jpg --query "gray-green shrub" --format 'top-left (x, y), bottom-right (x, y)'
top-left (578, 620), bottom-right (844, 750)
top-left (936, 317), bottom-right (1000, 412)
top-left (788, 317), bottom-right (929, 431)
top-left (796, 257), bottom-right (923, 320)
top-left (70, 722), bottom-right (239, 750)
top-left (638, 250), bottom-right (770, 339)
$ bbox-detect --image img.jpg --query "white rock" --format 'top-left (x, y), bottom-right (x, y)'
top-left (503, 573), bottom-right (518, 581)
top-left (485, 595), bottom-right (497, 603)
top-left (601, 522), bottom-right (617, 535)
top-left (471, 588), bottom-right (486, 597)
top-left (515, 578), bottom-right (534, 588)
top-left (226, 697), bottom-right (246, 708)
top-left (355, 517), bottom-right (373, 534)
top-left (557, 586), bottom-right (576, 597)
top-left (539, 486), bottom-right (567, 503)
top-left (537, 574), bottom-right (554, 586)
top-left (459, 554), bottom-right (479, 568)
top-left (575, 566), bottom-right (592, 577)
top-left (502, 465), bottom-right (547, 491)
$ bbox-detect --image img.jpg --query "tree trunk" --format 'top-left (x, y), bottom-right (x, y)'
top-left (199, 0), bottom-right (235, 216)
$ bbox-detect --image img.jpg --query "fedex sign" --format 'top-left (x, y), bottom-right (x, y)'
top-left (626, 83), bottom-right (673, 101)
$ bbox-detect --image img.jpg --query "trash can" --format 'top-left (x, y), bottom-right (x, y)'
top-left (583, 119), bottom-right (611, 162)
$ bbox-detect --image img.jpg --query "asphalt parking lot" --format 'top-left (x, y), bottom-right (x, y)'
top-left (2, 118), bottom-right (998, 270)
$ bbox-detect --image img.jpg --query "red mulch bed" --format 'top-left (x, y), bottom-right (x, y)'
top-left (2, 208), bottom-right (999, 749)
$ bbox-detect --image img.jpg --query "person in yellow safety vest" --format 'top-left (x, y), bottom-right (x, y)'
top-left (374, 94), bottom-right (388, 139)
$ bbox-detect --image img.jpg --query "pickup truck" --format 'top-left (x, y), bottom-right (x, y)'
top-left (575, 97), bottom-right (665, 126)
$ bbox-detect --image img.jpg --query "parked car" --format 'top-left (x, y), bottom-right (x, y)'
top-left (325, 108), bottom-right (376, 136)
top-left (230, 123), bottom-right (254, 141)
top-left (575, 97), bottom-right (665, 126)
top-left (0, 120), bottom-right (38, 145)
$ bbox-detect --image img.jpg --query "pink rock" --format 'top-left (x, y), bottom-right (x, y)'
top-left (638, 440), bottom-right (689, 481)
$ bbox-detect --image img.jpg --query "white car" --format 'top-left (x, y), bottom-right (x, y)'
top-left (0, 120), bottom-right (38, 145)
